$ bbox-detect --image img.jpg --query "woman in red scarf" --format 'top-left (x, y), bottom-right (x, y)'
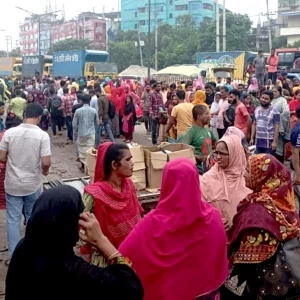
top-left (81, 142), bottom-right (143, 267)
top-left (118, 86), bottom-right (126, 135)
top-left (110, 87), bottom-right (121, 137)
top-left (119, 158), bottom-right (228, 300)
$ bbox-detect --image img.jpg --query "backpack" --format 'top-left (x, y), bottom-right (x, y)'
top-left (108, 101), bottom-right (116, 119)
top-left (50, 96), bottom-right (61, 109)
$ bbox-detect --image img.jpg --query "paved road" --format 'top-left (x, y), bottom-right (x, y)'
top-left (0, 122), bottom-right (152, 298)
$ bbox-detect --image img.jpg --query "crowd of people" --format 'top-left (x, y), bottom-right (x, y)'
top-left (0, 49), bottom-right (300, 298)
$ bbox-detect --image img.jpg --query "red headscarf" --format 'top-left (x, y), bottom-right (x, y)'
top-left (110, 87), bottom-right (121, 113)
top-left (119, 158), bottom-right (228, 300)
top-left (118, 86), bottom-right (126, 117)
top-left (84, 142), bottom-right (143, 248)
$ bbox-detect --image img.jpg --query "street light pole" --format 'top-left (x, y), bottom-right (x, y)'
top-left (16, 6), bottom-right (60, 57)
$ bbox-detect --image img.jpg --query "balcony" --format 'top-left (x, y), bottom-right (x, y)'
top-left (280, 26), bottom-right (300, 36)
top-left (279, 0), bottom-right (300, 11)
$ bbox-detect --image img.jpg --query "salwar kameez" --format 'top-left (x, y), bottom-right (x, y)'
top-left (111, 111), bottom-right (120, 137)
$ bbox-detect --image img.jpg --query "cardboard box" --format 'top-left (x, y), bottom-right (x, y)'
top-left (144, 144), bottom-right (195, 189)
top-left (129, 145), bottom-right (146, 191)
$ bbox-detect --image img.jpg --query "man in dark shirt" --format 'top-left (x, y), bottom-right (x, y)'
top-left (149, 82), bottom-right (163, 145)
top-left (205, 84), bottom-right (215, 107)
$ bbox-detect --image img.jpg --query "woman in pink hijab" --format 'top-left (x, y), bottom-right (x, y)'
top-left (200, 134), bottom-right (252, 230)
top-left (248, 77), bottom-right (259, 92)
top-left (119, 158), bottom-right (228, 300)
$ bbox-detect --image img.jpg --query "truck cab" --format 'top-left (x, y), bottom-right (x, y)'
top-left (43, 63), bottom-right (52, 77)
top-left (13, 63), bottom-right (22, 78)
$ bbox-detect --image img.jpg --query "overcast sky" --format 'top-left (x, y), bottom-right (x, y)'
top-left (0, 0), bottom-right (278, 51)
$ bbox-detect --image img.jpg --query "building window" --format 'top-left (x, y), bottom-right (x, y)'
top-left (170, 0), bottom-right (173, 4)
top-left (169, 13), bottom-right (173, 18)
top-left (135, 24), bottom-right (138, 29)
top-left (193, 17), bottom-right (199, 24)
top-left (175, 5), bottom-right (188, 11)
top-left (138, 8), bottom-right (146, 13)
top-left (135, 12), bottom-right (137, 17)
top-left (138, 20), bottom-right (145, 26)
top-left (203, 16), bottom-right (212, 23)
top-left (192, 3), bottom-right (200, 10)
top-left (203, 3), bottom-right (213, 10)
top-left (157, 19), bottom-right (163, 24)
top-left (158, 6), bottom-right (164, 12)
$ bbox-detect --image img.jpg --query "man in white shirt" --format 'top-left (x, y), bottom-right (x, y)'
top-left (57, 80), bottom-right (67, 98)
top-left (0, 103), bottom-right (51, 261)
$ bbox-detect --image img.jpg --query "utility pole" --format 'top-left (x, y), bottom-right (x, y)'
top-left (256, 14), bottom-right (262, 50)
top-left (154, 6), bottom-right (158, 70)
top-left (223, 0), bottom-right (226, 52)
top-left (266, 0), bottom-right (273, 51)
top-left (137, 29), bottom-right (144, 67)
top-left (5, 36), bottom-right (12, 57)
top-left (16, 6), bottom-right (61, 58)
top-left (147, 0), bottom-right (151, 79)
top-left (216, 0), bottom-right (220, 52)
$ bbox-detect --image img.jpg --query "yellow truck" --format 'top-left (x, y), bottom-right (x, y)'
top-left (198, 55), bottom-right (236, 83)
top-left (0, 57), bottom-right (22, 79)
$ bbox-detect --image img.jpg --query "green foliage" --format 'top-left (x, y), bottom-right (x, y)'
top-left (108, 13), bottom-right (252, 71)
top-left (47, 39), bottom-right (91, 54)
top-left (0, 48), bottom-right (22, 58)
top-left (198, 13), bottom-right (252, 52)
top-left (288, 39), bottom-right (300, 48)
top-left (108, 41), bottom-right (141, 72)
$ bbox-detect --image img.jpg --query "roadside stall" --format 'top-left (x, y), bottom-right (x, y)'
top-left (118, 65), bottom-right (156, 83)
top-left (152, 65), bottom-right (199, 84)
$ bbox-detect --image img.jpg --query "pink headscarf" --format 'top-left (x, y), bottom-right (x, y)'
top-left (224, 126), bottom-right (245, 139)
top-left (193, 76), bottom-right (205, 90)
top-left (200, 135), bottom-right (252, 226)
top-left (185, 91), bottom-right (192, 103)
top-left (248, 77), bottom-right (259, 91)
top-left (119, 158), bottom-right (228, 300)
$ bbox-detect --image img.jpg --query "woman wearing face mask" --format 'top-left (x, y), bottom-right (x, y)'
top-left (79, 143), bottom-right (143, 267)
top-left (6, 185), bottom-right (144, 300)
top-left (200, 134), bottom-right (252, 230)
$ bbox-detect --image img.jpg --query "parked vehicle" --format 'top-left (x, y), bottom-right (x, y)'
top-left (0, 57), bottom-right (22, 78)
top-left (52, 50), bottom-right (109, 78)
top-left (22, 55), bottom-right (52, 77)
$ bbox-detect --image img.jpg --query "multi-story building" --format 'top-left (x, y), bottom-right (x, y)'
top-left (278, 0), bottom-right (300, 45)
top-left (121, 0), bottom-right (218, 32)
top-left (77, 12), bottom-right (106, 49)
top-left (19, 11), bottom-right (118, 56)
top-left (19, 18), bottom-right (39, 56)
top-left (51, 20), bottom-right (78, 44)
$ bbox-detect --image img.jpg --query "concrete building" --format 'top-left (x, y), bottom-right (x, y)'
top-left (19, 11), bottom-right (120, 56)
top-left (278, 0), bottom-right (300, 45)
top-left (121, 0), bottom-right (218, 32)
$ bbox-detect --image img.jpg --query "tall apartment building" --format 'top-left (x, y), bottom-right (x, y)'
top-left (121, 0), bottom-right (218, 32)
top-left (278, 0), bottom-right (300, 45)
top-left (19, 11), bottom-right (119, 56)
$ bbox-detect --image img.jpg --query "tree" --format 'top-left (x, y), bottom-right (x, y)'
top-left (198, 13), bottom-right (252, 52)
top-left (108, 41), bottom-right (141, 72)
top-left (9, 48), bottom-right (21, 57)
top-left (47, 39), bottom-right (91, 54)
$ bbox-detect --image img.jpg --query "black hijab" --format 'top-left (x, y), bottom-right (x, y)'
top-left (124, 95), bottom-right (137, 124)
top-left (6, 186), bottom-right (144, 300)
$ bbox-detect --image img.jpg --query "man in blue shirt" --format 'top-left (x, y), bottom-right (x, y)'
top-left (291, 106), bottom-right (300, 183)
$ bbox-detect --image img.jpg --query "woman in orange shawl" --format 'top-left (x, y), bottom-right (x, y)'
top-left (192, 90), bottom-right (209, 111)
top-left (80, 143), bottom-right (143, 267)
top-left (104, 85), bottom-right (111, 98)
top-left (222, 154), bottom-right (300, 299)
